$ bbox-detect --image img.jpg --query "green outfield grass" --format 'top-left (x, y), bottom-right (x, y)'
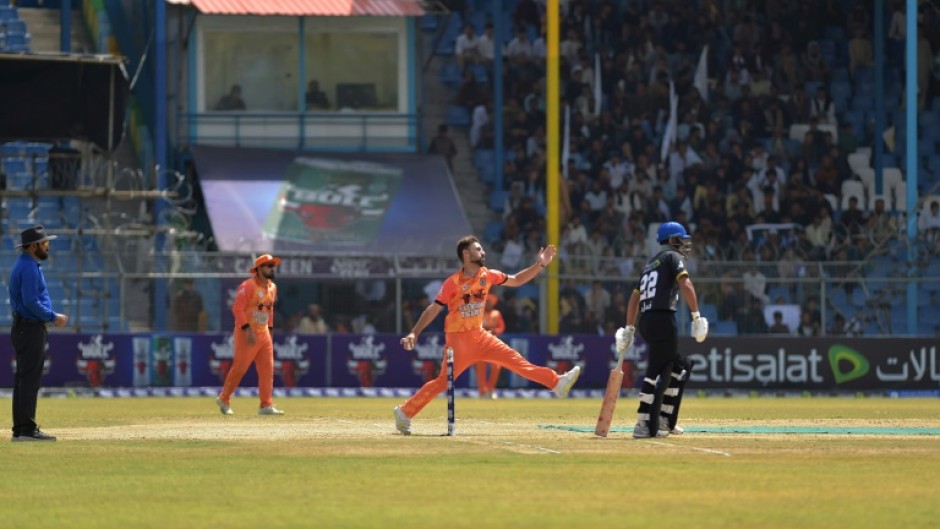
top-left (1, 396), bottom-right (938, 528)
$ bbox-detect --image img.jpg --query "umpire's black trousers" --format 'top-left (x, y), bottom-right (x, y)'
top-left (11, 315), bottom-right (48, 436)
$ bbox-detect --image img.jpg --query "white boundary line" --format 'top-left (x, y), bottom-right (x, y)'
top-left (647, 440), bottom-right (732, 457)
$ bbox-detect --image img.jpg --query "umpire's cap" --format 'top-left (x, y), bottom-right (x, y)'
top-left (16, 225), bottom-right (58, 248)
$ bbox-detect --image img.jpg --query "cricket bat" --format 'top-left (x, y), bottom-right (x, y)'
top-left (594, 344), bottom-right (626, 437)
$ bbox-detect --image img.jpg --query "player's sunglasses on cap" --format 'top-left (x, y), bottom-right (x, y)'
top-left (250, 254), bottom-right (282, 273)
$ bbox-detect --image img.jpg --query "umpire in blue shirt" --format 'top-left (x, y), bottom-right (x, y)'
top-left (9, 225), bottom-right (68, 442)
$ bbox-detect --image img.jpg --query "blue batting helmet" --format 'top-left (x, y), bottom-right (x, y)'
top-left (657, 221), bottom-right (691, 243)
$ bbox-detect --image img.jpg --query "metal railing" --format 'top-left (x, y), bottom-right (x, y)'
top-left (177, 112), bottom-right (421, 152)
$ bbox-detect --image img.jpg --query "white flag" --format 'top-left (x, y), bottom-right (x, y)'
top-left (562, 104), bottom-right (571, 178)
top-left (694, 45), bottom-right (709, 102)
top-left (594, 53), bottom-right (602, 116)
top-left (660, 81), bottom-right (678, 163)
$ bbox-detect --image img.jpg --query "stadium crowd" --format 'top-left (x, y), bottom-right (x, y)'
top-left (441, 0), bottom-right (940, 336)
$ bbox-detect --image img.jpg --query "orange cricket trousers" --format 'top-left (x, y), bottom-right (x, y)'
top-left (475, 362), bottom-right (502, 395)
top-left (219, 328), bottom-right (275, 408)
top-left (400, 328), bottom-right (560, 418)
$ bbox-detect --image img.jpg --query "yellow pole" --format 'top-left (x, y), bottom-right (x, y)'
top-left (546, 0), bottom-right (560, 333)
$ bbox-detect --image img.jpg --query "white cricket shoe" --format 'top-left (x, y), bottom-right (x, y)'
top-left (660, 416), bottom-right (684, 435)
top-left (258, 406), bottom-right (285, 415)
top-left (552, 365), bottom-right (581, 397)
top-left (633, 421), bottom-right (669, 438)
top-left (216, 397), bottom-right (233, 415)
top-left (393, 405), bottom-right (411, 435)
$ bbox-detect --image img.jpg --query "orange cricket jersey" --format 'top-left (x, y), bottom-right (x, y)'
top-left (232, 276), bottom-right (278, 331)
top-left (436, 267), bottom-right (507, 333)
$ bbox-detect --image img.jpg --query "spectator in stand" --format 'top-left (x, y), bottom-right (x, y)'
top-left (456, 69), bottom-right (484, 111)
top-left (919, 200), bottom-right (940, 244)
top-left (584, 281), bottom-right (611, 327)
top-left (776, 43), bottom-right (802, 94)
top-left (470, 99), bottom-right (491, 148)
top-left (839, 196), bottom-right (867, 239)
top-left (805, 208), bottom-right (833, 259)
top-left (867, 198), bottom-right (898, 248)
top-left (809, 86), bottom-right (837, 126)
top-left (742, 258), bottom-right (771, 305)
top-left (848, 29), bottom-right (874, 79)
top-left (296, 303), bottom-right (328, 334)
top-left (803, 41), bottom-right (830, 83)
top-left (428, 124), bottom-right (458, 173)
top-left (768, 311), bottom-right (792, 334)
top-left (476, 23), bottom-right (495, 70)
top-left (787, 85), bottom-right (812, 124)
top-left (813, 153), bottom-right (841, 196)
top-left (455, 23), bottom-right (479, 72)
top-left (738, 296), bottom-right (769, 335)
top-left (796, 311), bottom-right (820, 336)
top-left (513, 0), bottom-right (540, 30)
top-left (505, 27), bottom-right (534, 60)
top-left (829, 313), bottom-right (847, 335)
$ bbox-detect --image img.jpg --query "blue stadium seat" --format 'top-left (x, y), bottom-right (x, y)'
top-left (0, 5), bottom-right (17, 22)
top-left (920, 111), bottom-right (940, 128)
top-left (768, 286), bottom-right (791, 304)
top-left (471, 63), bottom-right (488, 84)
top-left (445, 105), bottom-right (470, 127)
top-left (830, 80), bottom-right (851, 100)
top-left (489, 189), bottom-right (506, 212)
top-left (473, 148), bottom-right (495, 171)
top-left (2, 157), bottom-right (28, 174)
top-left (713, 320), bottom-right (738, 336)
top-left (439, 60), bottom-right (462, 86)
top-left (852, 96), bottom-right (873, 111)
top-left (855, 67), bottom-right (873, 84)
top-left (4, 31), bottom-right (29, 51)
top-left (483, 220), bottom-right (503, 244)
top-left (831, 68), bottom-right (850, 83)
top-left (6, 18), bottom-right (26, 34)
top-left (699, 302), bottom-right (718, 323)
top-left (466, 10), bottom-right (486, 34)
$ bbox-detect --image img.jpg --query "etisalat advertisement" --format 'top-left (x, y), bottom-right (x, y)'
top-left (682, 338), bottom-right (940, 390)
top-left (1, 334), bottom-right (939, 392)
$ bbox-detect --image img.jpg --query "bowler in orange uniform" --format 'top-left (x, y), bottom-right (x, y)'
top-left (215, 254), bottom-right (285, 416)
top-left (394, 236), bottom-right (581, 434)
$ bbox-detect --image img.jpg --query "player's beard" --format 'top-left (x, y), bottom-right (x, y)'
top-left (34, 246), bottom-right (49, 260)
top-left (261, 268), bottom-right (276, 280)
top-left (471, 256), bottom-right (485, 267)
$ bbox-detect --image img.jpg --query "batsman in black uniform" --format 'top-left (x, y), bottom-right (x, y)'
top-left (615, 222), bottom-right (709, 438)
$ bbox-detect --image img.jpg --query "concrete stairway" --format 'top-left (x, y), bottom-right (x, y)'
top-left (419, 33), bottom-right (496, 237)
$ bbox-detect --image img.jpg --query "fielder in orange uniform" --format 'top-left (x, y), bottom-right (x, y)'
top-left (475, 293), bottom-right (505, 398)
top-left (215, 254), bottom-right (285, 416)
top-left (394, 236), bottom-right (581, 435)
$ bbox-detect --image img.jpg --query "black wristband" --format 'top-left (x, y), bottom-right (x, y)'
top-left (241, 323), bottom-right (250, 331)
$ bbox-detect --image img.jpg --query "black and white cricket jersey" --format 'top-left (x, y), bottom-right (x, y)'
top-left (633, 249), bottom-right (689, 313)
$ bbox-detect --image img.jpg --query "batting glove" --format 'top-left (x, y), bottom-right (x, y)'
top-left (691, 312), bottom-right (709, 343)
top-left (615, 325), bottom-right (635, 353)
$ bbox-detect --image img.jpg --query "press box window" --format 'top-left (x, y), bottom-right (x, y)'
top-left (304, 32), bottom-right (399, 112)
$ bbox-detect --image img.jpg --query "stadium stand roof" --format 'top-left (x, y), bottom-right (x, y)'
top-left (165, 0), bottom-right (426, 17)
